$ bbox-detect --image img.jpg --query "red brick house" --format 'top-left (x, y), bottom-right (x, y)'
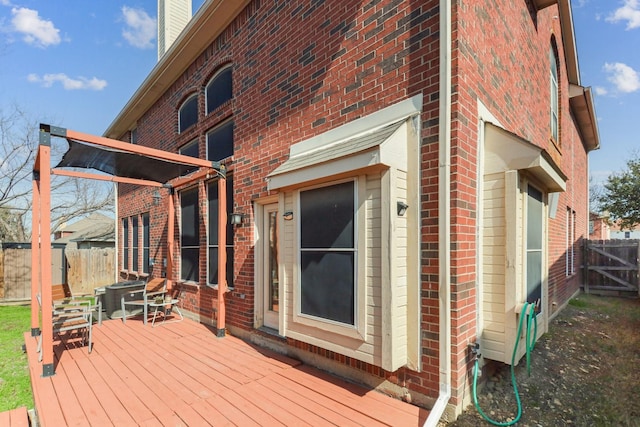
top-left (104, 0), bottom-right (599, 421)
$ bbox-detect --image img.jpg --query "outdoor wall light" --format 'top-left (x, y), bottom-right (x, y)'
top-left (230, 212), bottom-right (244, 225)
top-left (152, 189), bottom-right (162, 206)
top-left (397, 201), bottom-right (409, 216)
top-left (283, 211), bottom-right (294, 221)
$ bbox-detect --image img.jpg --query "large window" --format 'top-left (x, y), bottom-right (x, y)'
top-left (122, 218), bottom-right (129, 270)
top-left (299, 181), bottom-right (356, 325)
top-left (208, 177), bottom-right (234, 288)
top-left (206, 66), bottom-right (232, 114)
top-left (179, 94), bottom-right (198, 133)
top-left (180, 187), bottom-right (200, 282)
top-left (142, 213), bottom-right (150, 274)
top-left (179, 139), bottom-right (199, 176)
top-left (550, 45), bottom-right (559, 142)
top-left (566, 208), bottom-right (576, 276)
top-left (526, 185), bottom-right (543, 305)
top-left (206, 120), bottom-right (234, 162)
top-left (132, 216), bottom-right (139, 273)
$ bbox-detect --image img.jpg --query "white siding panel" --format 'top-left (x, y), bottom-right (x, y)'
top-left (481, 172), bottom-right (507, 361)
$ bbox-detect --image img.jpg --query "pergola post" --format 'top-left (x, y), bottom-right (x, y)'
top-left (30, 177), bottom-right (41, 337)
top-left (34, 133), bottom-right (54, 377)
top-left (216, 175), bottom-right (227, 337)
top-left (167, 188), bottom-right (175, 290)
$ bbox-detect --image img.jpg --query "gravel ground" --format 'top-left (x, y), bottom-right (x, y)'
top-left (443, 294), bottom-right (640, 427)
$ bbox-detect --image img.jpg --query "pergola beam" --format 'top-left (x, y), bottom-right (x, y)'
top-left (33, 123), bottom-right (230, 376)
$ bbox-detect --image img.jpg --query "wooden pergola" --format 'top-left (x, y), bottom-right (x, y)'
top-left (31, 124), bottom-right (229, 377)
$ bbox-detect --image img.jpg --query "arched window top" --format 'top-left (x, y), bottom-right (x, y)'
top-left (206, 65), bottom-right (232, 115)
top-left (179, 94), bottom-right (198, 133)
top-left (549, 42), bottom-right (559, 143)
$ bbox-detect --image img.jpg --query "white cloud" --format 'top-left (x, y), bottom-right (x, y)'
top-left (603, 62), bottom-right (640, 93)
top-left (121, 6), bottom-right (156, 49)
top-left (594, 86), bottom-right (608, 96)
top-left (11, 7), bottom-right (60, 48)
top-left (606, 0), bottom-right (640, 29)
top-left (27, 73), bottom-right (107, 91)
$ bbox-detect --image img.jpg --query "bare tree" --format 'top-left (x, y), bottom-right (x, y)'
top-left (589, 175), bottom-right (604, 215)
top-left (0, 103), bottom-right (114, 241)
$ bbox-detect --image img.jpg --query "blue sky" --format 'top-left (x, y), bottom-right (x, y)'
top-left (0, 0), bottom-right (638, 186)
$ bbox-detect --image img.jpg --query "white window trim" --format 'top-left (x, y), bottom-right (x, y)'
top-left (291, 177), bottom-right (367, 341)
top-left (205, 64), bottom-right (232, 115)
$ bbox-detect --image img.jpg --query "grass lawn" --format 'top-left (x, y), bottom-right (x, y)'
top-left (0, 305), bottom-right (34, 411)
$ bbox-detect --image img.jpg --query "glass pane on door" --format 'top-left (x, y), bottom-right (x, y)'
top-left (267, 210), bottom-right (279, 313)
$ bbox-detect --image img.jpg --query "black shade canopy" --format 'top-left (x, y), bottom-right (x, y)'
top-left (56, 139), bottom-right (197, 183)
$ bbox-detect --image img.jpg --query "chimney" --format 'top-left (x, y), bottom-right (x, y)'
top-left (157, 0), bottom-right (192, 60)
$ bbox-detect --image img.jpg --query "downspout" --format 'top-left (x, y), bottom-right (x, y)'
top-left (424, 0), bottom-right (452, 424)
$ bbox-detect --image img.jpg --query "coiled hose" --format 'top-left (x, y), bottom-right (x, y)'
top-left (472, 302), bottom-right (538, 426)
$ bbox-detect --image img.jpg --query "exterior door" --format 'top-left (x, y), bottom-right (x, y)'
top-left (263, 204), bottom-right (279, 329)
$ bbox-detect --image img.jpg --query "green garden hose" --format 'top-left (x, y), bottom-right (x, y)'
top-left (472, 302), bottom-right (538, 426)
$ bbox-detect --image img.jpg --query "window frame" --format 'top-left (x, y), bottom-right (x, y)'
top-left (122, 218), bottom-right (129, 271)
top-left (207, 176), bottom-right (235, 289)
top-left (550, 44), bottom-right (559, 144)
top-left (206, 119), bottom-right (234, 162)
top-left (178, 94), bottom-right (198, 134)
top-left (292, 177), bottom-right (366, 339)
top-left (131, 216), bottom-right (139, 273)
top-left (180, 186), bottom-right (200, 283)
top-left (142, 212), bottom-right (150, 275)
top-left (205, 65), bottom-right (233, 115)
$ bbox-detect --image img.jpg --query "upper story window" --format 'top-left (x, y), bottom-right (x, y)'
top-left (206, 66), bottom-right (232, 115)
top-left (179, 139), bottom-right (199, 176)
top-left (130, 127), bottom-right (138, 144)
top-left (207, 119), bottom-right (234, 161)
top-left (550, 45), bottom-right (559, 143)
top-left (179, 94), bottom-right (198, 133)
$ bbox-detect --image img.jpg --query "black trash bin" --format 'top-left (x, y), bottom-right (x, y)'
top-left (104, 281), bottom-right (145, 319)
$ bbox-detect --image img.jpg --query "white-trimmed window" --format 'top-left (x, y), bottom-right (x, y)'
top-left (180, 187), bottom-right (200, 282)
top-left (566, 207), bottom-right (576, 276)
top-left (142, 213), bottom-right (150, 274)
top-left (298, 180), bottom-right (356, 326)
top-left (178, 94), bottom-right (198, 133)
top-left (131, 216), bottom-right (139, 273)
top-left (122, 218), bottom-right (129, 270)
top-left (206, 119), bottom-right (234, 162)
top-left (179, 139), bottom-right (199, 176)
top-left (206, 65), bottom-right (232, 114)
top-left (550, 45), bottom-right (559, 142)
top-left (207, 177), bottom-right (234, 288)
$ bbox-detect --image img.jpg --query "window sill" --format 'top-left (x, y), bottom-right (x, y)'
top-left (176, 280), bottom-right (200, 290)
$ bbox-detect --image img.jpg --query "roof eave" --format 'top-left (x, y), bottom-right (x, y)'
top-left (558, 0), bottom-right (580, 85)
top-left (103, 0), bottom-right (251, 140)
top-left (569, 84), bottom-right (600, 152)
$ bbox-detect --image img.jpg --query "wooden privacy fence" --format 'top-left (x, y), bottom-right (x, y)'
top-left (65, 247), bottom-right (116, 295)
top-left (0, 244), bottom-right (115, 302)
top-left (0, 243), bottom-right (65, 302)
top-left (584, 239), bottom-right (640, 297)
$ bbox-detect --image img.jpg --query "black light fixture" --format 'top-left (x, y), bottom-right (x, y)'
top-left (397, 201), bottom-right (409, 216)
top-left (152, 189), bottom-right (162, 206)
top-left (230, 212), bottom-right (244, 225)
top-left (283, 211), bottom-right (294, 221)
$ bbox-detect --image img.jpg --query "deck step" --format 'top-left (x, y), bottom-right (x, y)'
top-left (0, 406), bottom-right (30, 427)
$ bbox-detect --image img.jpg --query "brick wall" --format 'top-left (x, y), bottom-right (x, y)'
top-left (116, 0), bottom-right (591, 413)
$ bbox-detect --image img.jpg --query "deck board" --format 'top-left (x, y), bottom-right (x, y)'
top-left (25, 318), bottom-right (428, 426)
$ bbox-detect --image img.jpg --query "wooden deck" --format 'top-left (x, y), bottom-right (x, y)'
top-left (25, 317), bottom-right (428, 426)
